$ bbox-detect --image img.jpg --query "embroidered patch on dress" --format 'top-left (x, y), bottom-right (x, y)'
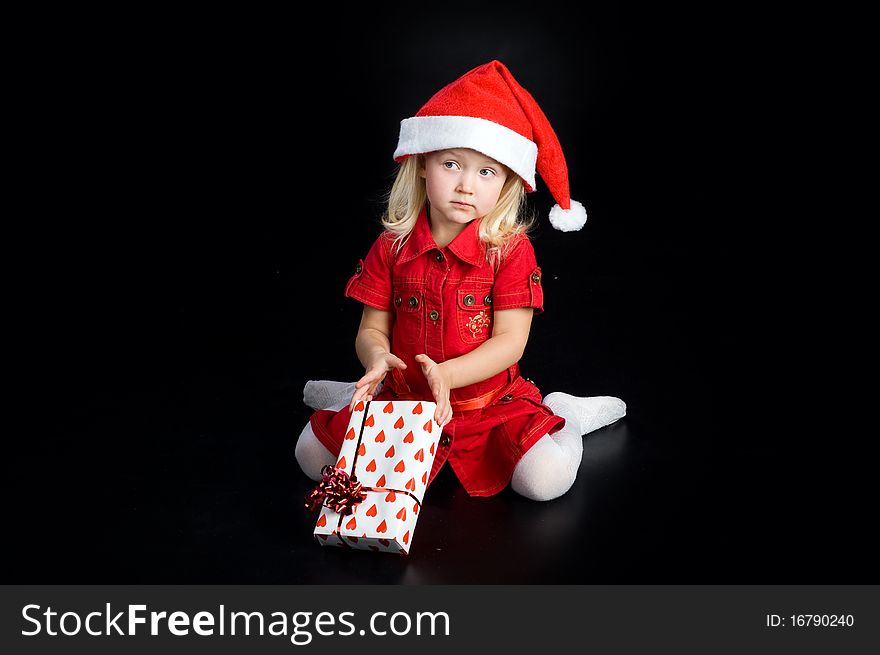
top-left (466, 310), bottom-right (491, 338)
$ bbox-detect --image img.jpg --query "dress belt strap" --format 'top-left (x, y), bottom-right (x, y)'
top-left (449, 383), bottom-right (508, 411)
top-left (387, 366), bottom-right (514, 412)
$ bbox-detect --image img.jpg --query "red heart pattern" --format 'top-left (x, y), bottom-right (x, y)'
top-left (355, 401), bottom-right (364, 412)
top-left (314, 491), bottom-right (423, 555)
top-left (314, 400), bottom-right (442, 555)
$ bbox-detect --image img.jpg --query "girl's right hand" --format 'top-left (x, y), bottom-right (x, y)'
top-left (348, 352), bottom-right (407, 412)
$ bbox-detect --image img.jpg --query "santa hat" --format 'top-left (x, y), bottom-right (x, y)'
top-left (393, 60), bottom-right (587, 231)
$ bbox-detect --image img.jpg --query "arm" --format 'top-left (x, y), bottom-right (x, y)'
top-left (415, 307), bottom-right (534, 425)
top-left (439, 307), bottom-right (533, 388)
top-left (348, 305), bottom-right (407, 412)
top-left (355, 305), bottom-right (393, 369)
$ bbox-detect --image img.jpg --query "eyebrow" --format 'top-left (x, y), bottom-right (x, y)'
top-left (442, 150), bottom-right (499, 167)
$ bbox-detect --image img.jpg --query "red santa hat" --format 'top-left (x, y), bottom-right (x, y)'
top-left (393, 60), bottom-right (587, 231)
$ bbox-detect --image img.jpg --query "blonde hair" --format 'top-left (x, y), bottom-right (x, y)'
top-left (380, 154), bottom-right (535, 266)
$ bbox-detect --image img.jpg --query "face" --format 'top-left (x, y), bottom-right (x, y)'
top-left (420, 148), bottom-right (509, 230)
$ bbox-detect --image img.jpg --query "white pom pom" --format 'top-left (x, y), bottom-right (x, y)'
top-left (548, 200), bottom-right (588, 232)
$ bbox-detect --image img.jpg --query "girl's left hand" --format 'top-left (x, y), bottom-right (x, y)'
top-left (414, 354), bottom-right (452, 428)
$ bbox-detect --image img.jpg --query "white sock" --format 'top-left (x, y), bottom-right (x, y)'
top-left (294, 422), bottom-right (336, 481)
top-left (303, 379), bottom-right (358, 411)
top-left (541, 393), bottom-right (626, 436)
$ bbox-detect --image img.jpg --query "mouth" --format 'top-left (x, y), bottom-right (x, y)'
top-left (451, 201), bottom-right (473, 208)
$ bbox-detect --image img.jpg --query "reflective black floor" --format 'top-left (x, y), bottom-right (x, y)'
top-left (9, 264), bottom-right (876, 584)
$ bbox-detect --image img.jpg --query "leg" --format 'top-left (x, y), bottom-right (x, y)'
top-left (511, 434), bottom-right (578, 501)
top-left (294, 422), bottom-right (336, 481)
top-left (510, 394), bottom-right (627, 502)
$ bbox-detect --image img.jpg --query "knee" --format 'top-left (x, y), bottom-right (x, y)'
top-left (510, 447), bottom-right (577, 502)
top-left (295, 423), bottom-right (335, 481)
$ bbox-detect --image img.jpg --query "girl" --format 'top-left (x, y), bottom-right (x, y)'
top-left (295, 61), bottom-right (625, 501)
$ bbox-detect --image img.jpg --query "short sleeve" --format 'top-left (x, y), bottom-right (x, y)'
top-left (492, 237), bottom-right (544, 315)
top-left (344, 233), bottom-right (394, 311)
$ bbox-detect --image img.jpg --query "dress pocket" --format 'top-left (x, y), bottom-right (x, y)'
top-left (485, 376), bottom-right (545, 411)
top-left (456, 288), bottom-right (493, 345)
top-left (392, 287), bottom-right (424, 346)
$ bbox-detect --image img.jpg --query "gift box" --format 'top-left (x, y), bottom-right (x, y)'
top-left (308, 399), bottom-right (441, 555)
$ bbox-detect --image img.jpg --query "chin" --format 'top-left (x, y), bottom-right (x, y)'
top-left (449, 207), bottom-right (475, 219)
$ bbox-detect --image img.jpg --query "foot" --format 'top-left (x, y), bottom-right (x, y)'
top-left (303, 380), bottom-right (358, 411)
top-left (542, 393), bottom-right (627, 436)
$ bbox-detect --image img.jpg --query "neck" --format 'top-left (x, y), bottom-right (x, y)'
top-left (428, 212), bottom-right (470, 249)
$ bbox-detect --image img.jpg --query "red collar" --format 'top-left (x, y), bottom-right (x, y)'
top-left (396, 205), bottom-right (485, 267)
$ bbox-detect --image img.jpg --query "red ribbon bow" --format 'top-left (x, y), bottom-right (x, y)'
top-left (305, 465), bottom-right (367, 516)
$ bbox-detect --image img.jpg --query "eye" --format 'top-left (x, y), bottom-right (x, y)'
top-left (480, 168), bottom-right (497, 177)
top-left (442, 161), bottom-right (460, 170)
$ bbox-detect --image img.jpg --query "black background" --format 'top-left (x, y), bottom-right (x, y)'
top-left (9, 5), bottom-right (873, 583)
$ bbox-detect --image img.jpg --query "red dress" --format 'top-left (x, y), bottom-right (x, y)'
top-left (309, 206), bottom-right (565, 496)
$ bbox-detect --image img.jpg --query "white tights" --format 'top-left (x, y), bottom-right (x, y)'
top-left (294, 380), bottom-right (626, 502)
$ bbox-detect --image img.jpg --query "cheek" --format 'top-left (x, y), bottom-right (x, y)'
top-left (483, 180), bottom-right (505, 205)
top-left (424, 177), bottom-right (440, 200)
top-left (426, 172), bottom-right (452, 195)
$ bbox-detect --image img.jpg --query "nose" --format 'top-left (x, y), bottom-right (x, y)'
top-left (456, 170), bottom-right (476, 194)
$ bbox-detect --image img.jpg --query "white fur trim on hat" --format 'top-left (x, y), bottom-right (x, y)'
top-left (394, 115), bottom-right (538, 191)
top-left (548, 200), bottom-right (587, 232)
